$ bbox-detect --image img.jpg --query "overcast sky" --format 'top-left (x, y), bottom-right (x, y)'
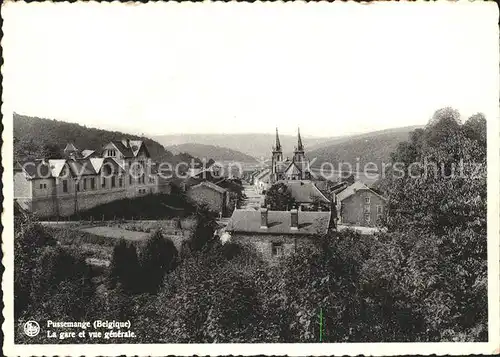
top-left (3, 2), bottom-right (498, 137)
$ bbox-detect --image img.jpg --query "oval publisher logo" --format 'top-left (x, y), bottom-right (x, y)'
top-left (23, 320), bottom-right (40, 337)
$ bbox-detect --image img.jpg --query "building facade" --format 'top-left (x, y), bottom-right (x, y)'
top-left (335, 181), bottom-right (387, 227)
top-left (186, 181), bottom-right (229, 217)
top-left (14, 139), bottom-right (159, 218)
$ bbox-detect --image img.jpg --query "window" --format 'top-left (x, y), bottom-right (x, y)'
top-left (63, 180), bottom-right (68, 193)
top-left (111, 176), bottom-right (116, 188)
top-left (272, 242), bottom-right (284, 257)
top-left (76, 181), bottom-right (80, 192)
top-left (377, 205), bottom-right (383, 214)
top-left (364, 205), bottom-right (370, 213)
top-left (119, 177), bottom-right (123, 187)
top-left (129, 175), bottom-right (132, 185)
top-left (364, 196), bottom-right (371, 204)
top-left (101, 177), bottom-right (106, 188)
top-left (83, 178), bottom-right (87, 190)
top-left (90, 178), bottom-right (95, 190)
top-left (39, 183), bottom-right (43, 189)
top-left (364, 213), bottom-right (371, 222)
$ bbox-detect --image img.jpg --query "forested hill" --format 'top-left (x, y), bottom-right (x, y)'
top-left (13, 113), bottom-right (167, 161)
top-left (166, 143), bottom-right (258, 163)
top-left (307, 126), bottom-right (421, 171)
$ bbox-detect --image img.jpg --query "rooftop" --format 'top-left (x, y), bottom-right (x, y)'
top-left (226, 209), bottom-right (331, 236)
top-left (277, 180), bottom-right (330, 203)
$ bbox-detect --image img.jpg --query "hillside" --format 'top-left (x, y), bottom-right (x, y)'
top-left (154, 133), bottom-right (335, 159)
top-left (13, 113), bottom-right (167, 161)
top-left (166, 143), bottom-right (258, 163)
top-left (307, 126), bottom-right (422, 171)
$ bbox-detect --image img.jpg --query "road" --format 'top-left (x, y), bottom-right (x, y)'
top-left (240, 183), bottom-right (264, 210)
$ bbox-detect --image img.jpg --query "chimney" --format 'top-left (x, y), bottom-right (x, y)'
top-left (290, 209), bottom-right (298, 230)
top-left (260, 207), bottom-right (268, 229)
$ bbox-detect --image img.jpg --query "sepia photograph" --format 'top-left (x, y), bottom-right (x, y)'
top-left (2, 1), bottom-right (499, 356)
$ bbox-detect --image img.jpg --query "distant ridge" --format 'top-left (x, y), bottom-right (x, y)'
top-left (166, 143), bottom-right (258, 163)
top-left (154, 133), bottom-right (334, 159)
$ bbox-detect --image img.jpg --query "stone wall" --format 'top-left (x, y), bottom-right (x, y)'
top-left (30, 187), bottom-right (128, 218)
top-left (230, 233), bottom-right (313, 263)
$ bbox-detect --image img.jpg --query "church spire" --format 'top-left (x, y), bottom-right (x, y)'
top-left (297, 127), bottom-right (304, 152)
top-left (274, 127), bottom-right (282, 152)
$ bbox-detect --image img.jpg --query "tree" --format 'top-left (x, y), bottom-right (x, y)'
top-left (373, 107), bottom-right (487, 341)
top-left (14, 217), bottom-right (56, 317)
top-left (29, 246), bottom-right (95, 320)
top-left (264, 183), bottom-right (296, 210)
top-left (40, 143), bottom-right (63, 159)
top-left (187, 205), bottom-right (218, 253)
top-left (108, 239), bottom-right (141, 294)
top-left (139, 231), bottom-right (179, 293)
top-left (15, 137), bottom-right (40, 160)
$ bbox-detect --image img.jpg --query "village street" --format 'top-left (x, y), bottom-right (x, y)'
top-left (240, 183), bottom-right (264, 210)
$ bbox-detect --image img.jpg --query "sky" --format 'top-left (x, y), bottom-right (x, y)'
top-left (2, 1), bottom-right (499, 137)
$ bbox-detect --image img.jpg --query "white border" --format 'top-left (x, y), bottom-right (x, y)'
top-left (2, 1), bottom-right (499, 355)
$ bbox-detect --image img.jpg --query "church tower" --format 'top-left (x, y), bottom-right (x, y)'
top-left (271, 127), bottom-right (283, 182)
top-left (293, 127), bottom-right (305, 163)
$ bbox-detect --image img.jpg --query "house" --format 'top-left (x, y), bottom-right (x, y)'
top-left (335, 180), bottom-right (387, 227)
top-left (14, 138), bottom-right (159, 218)
top-left (225, 208), bottom-right (334, 261)
top-left (253, 168), bottom-right (272, 194)
top-left (276, 180), bottom-right (331, 211)
top-left (186, 181), bottom-right (229, 217)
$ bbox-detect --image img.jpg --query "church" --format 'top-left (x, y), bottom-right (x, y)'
top-left (270, 127), bottom-right (312, 183)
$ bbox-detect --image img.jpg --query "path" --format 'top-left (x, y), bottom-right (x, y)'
top-left (240, 183), bottom-right (264, 210)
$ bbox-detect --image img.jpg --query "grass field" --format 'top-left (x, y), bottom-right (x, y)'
top-left (80, 226), bottom-right (150, 241)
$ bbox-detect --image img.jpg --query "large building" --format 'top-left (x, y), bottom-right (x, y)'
top-left (14, 139), bottom-right (158, 218)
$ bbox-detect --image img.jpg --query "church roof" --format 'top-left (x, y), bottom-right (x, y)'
top-left (284, 161), bottom-right (303, 176)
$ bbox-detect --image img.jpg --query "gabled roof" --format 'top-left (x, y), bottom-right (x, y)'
top-left (226, 209), bottom-right (331, 236)
top-left (89, 158), bottom-right (105, 174)
top-left (17, 159), bottom-right (52, 179)
top-left (277, 180), bottom-right (330, 203)
top-left (81, 149), bottom-right (96, 159)
top-left (189, 181), bottom-right (227, 194)
top-left (129, 140), bottom-right (145, 157)
top-left (48, 159), bottom-right (68, 177)
top-left (284, 161), bottom-right (303, 176)
top-left (63, 143), bottom-right (78, 153)
top-left (108, 139), bottom-right (149, 158)
top-left (110, 141), bottom-right (134, 158)
top-left (337, 180), bottom-right (387, 202)
top-left (67, 158), bottom-right (97, 176)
